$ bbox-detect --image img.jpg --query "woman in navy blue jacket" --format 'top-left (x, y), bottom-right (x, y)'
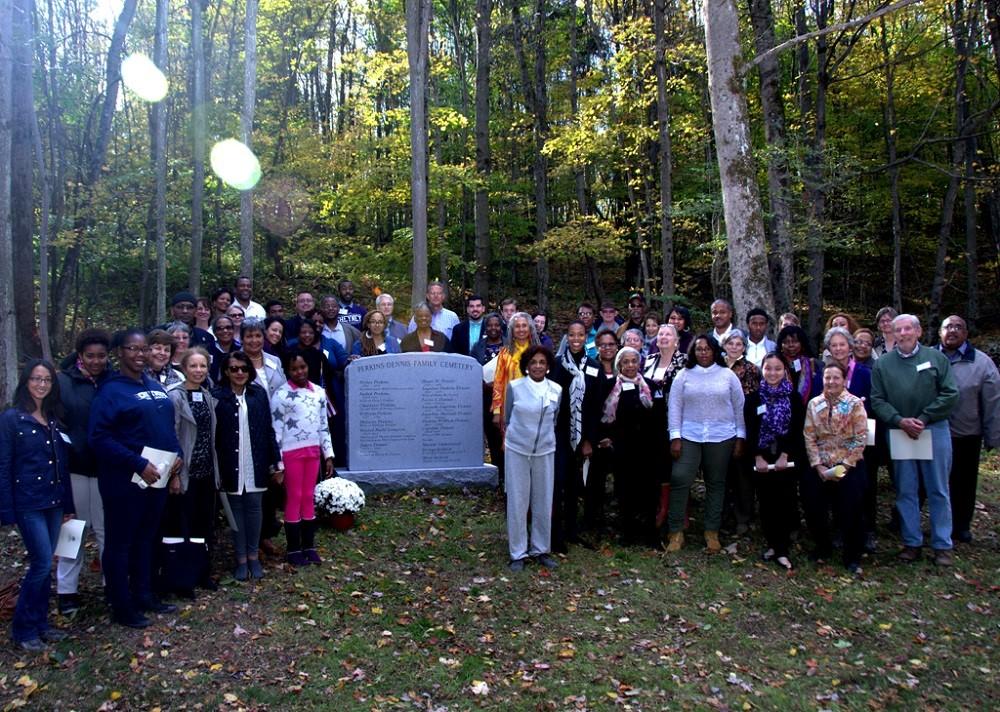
top-left (0, 359), bottom-right (75, 652)
top-left (88, 329), bottom-right (183, 628)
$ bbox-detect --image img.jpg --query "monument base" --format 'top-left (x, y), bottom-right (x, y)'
top-left (339, 464), bottom-right (499, 493)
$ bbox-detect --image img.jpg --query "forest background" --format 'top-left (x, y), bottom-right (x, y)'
top-left (0, 0), bottom-right (999, 403)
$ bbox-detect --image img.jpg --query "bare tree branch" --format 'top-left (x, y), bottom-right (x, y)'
top-left (746, 0), bottom-right (925, 72)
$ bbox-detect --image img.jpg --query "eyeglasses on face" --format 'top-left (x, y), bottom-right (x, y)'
top-left (216, 325), bottom-right (234, 331)
top-left (29, 376), bottom-right (53, 384)
top-left (121, 345), bottom-right (151, 353)
top-left (227, 365), bottom-right (249, 374)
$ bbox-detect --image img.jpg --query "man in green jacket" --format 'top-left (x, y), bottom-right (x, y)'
top-left (871, 314), bottom-right (959, 566)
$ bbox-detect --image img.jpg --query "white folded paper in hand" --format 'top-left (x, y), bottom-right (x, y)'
top-left (889, 429), bottom-right (933, 460)
top-left (866, 419), bottom-right (876, 447)
top-left (54, 518), bottom-right (86, 559)
top-left (765, 461), bottom-right (796, 471)
top-left (131, 446), bottom-right (178, 489)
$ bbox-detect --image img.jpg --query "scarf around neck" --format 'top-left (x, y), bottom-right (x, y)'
top-left (601, 373), bottom-right (653, 423)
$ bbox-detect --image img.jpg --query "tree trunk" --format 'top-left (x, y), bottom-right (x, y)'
top-left (153, 0), bottom-right (168, 325)
top-left (748, 0), bottom-right (794, 313)
top-left (11, 0), bottom-right (35, 357)
top-left (190, 0), bottom-right (207, 295)
top-left (653, 0), bottom-right (675, 299)
top-left (702, 0), bottom-right (775, 319)
top-left (928, 171), bottom-right (960, 327)
top-left (50, 0), bottom-right (138, 349)
top-left (878, 18), bottom-right (903, 311)
top-left (29, 73), bottom-right (52, 362)
top-left (240, 0), bottom-right (259, 281)
top-left (531, 0), bottom-right (549, 311)
top-left (472, 0), bottom-right (492, 299)
top-left (0, 0), bottom-right (19, 403)
top-left (407, 0), bottom-right (431, 306)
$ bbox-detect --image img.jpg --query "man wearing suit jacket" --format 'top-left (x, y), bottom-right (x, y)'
top-left (449, 294), bottom-right (487, 357)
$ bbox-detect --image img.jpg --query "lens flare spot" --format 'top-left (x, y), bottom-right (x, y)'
top-left (210, 139), bottom-right (262, 191)
top-left (120, 54), bottom-right (169, 103)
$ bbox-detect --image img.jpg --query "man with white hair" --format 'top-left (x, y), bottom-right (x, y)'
top-left (376, 293), bottom-right (407, 343)
top-left (871, 314), bottom-right (959, 565)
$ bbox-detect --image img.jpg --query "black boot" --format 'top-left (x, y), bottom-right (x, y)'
top-left (285, 522), bottom-right (305, 567)
top-left (302, 519), bottom-right (321, 564)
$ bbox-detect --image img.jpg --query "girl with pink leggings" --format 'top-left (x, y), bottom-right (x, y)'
top-left (271, 354), bottom-right (335, 566)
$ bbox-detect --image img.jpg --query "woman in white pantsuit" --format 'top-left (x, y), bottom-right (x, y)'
top-left (503, 345), bottom-right (562, 572)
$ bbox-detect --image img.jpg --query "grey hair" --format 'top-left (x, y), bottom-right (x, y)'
top-left (503, 311), bottom-right (540, 350)
top-left (614, 346), bottom-right (642, 374)
top-left (623, 327), bottom-right (644, 344)
top-left (165, 321), bottom-right (191, 335)
top-left (892, 313), bottom-right (921, 330)
top-left (412, 301), bottom-right (431, 314)
top-left (657, 323), bottom-right (678, 338)
top-left (823, 326), bottom-right (855, 349)
top-left (375, 293), bottom-right (394, 308)
top-left (722, 328), bottom-right (747, 347)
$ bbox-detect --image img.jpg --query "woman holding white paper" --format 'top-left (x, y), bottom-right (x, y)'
top-left (803, 362), bottom-right (869, 574)
top-left (89, 329), bottom-right (183, 628)
top-left (743, 354), bottom-right (805, 570)
top-left (0, 360), bottom-right (75, 652)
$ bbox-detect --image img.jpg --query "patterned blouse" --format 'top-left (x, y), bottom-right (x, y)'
top-left (803, 390), bottom-right (867, 468)
top-left (729, 358), bottom-right (761, 396)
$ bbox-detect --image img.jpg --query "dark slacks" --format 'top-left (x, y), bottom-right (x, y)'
top-left (949, 434), bottom-right (983, 535)
top-left (100, 480), bottom-right (168, 618)
top-left (801, 461), bottom-right (867, 566)
top-left (757, 469), bottom-right (798, 558)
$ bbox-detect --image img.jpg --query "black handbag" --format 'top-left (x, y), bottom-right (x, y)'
top-left (156, 538), bottom-right (208, 593)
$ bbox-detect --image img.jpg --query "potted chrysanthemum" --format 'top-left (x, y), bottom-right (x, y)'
top-left (313, 477), bottom-right (366, 530)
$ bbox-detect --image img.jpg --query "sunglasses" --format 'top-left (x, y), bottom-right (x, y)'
top-left (227, 365), bottom-right (249, 373)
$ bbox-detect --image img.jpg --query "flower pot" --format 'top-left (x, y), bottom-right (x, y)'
top-left (323, 511), bottom-right (355, 531)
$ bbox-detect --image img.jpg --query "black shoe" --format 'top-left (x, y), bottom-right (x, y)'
top-left (58, 593), bottom-right (80, 615)
top-left (863, 532), bottom-right (877, 554)
top-left (551, 540), bottom-right (568, 555)
top-left (199, 577), bottom-right (219, 591)
top-left (508, 559), bottom-right (526, 572)
top-left (139, 600), bottom-right (178, 615)
top-left (954, 530), bottom-right (973, 544)
top-left (114, 613), bottom-right (151, 629)
top-left (535, 554), bottom-right (559, 570)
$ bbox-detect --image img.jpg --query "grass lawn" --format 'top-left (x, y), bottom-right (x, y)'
top-left (1, 454), bottom-right (997, 711)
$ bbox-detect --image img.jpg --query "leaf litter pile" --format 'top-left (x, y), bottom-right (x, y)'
top-left (1, 455), bottom-right (998, 711)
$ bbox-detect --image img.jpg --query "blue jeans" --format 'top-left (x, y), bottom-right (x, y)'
top-left (13, 507), bottom-right (62, 642)
top-left (894, 420), bottom-right (953, 550)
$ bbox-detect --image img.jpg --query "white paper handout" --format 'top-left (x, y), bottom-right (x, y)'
top-left (866, 419), bottom-right (876, 447)
top-left (54, 518), bottom-right (86, 559)
top-left (131, 446), bottom-right (178, 489)
top-left (582, 458), bottom-right (591, 487)
top-left (482, 357), bottom-right (498, 384)
top-left (889, 429), bottom-right (933, 460)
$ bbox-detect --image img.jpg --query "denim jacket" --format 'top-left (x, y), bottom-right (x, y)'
top-left (0, 408), bottom-right (74, 524)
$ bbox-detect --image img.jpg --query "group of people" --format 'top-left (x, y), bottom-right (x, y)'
top-left (490, 296), bottom-right (997, 579)
top-left (1, 276), bottom-right (997, 651)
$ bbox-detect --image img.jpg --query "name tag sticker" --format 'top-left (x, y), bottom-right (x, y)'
top-left (916, 361), bottom-right (931, 372)
top-left (585, 341), bottom-right (596, 350)
top-left (622, 382), bottom-right (636, 391)
top-left (793, 360), bottom-right (802, 372)
top-left (377, 343), bottom-right (386, 352)
top-left (548, 392), bottom-right (560, 403)
top-left (339, 308), bottom-right (348, 315)
top-left (60, 431), bottom-right (72, 444)
top-left (814, 400), bottom-right (828, 412)
top-left (585, 366), bottom-right (598, 377)
top-left (423, 338), bottom-right (435, 347)
top-left (757, 404), bottom-right (767, 415)
top-left (192, 392), bottom-right (204, 402)
top-left (654, 390), bottom-right (663, 399)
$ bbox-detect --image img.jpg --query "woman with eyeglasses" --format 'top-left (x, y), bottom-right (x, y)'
top-left (212, 351), bottom-right (281, 581)
top-left (88, 329), bottom-right (183, 628)
top-left (208, 315), bottom-right (238, 383)
top-left (1, 360), bottom-right (75, 651)
top-left (352, 310), bottom-right (401, 357)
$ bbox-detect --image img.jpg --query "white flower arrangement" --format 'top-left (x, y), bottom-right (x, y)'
top-left (314, 477), bottom-right (366, 515)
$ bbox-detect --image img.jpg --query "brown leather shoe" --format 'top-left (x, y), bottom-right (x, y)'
top-left (665, 531), bottom-right (684, 553)
top-left (260, 539), bottom-right (279, 557)
top-left (933, 549), bottom-right (954, 566)
top-left (704, 531), bottom-right (722, 553)
top-left (897, 545), bottom-right (922, 562)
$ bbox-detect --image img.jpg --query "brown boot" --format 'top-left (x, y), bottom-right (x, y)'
top-left (665, 531), bottom-right (684, 553)
top-left (654, 484), bottom-right (671, 528)
top-left (704, 530), bottom-right (722, 553)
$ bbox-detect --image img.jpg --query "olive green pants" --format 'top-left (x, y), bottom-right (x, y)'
top-left (668, 438), bottom-right (736, 533)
